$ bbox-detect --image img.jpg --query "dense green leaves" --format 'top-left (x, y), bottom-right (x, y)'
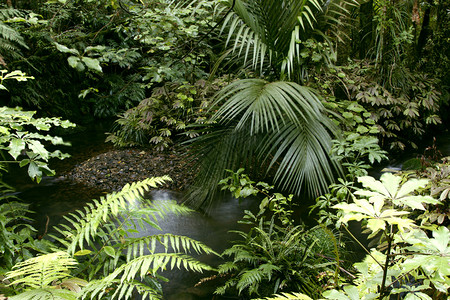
top-left (0, 106), bottom-right (74, 182)
top-left (6, 252), bottom-right (79, 289)
top-left (187, 78), bottom-right (341, 207)
top-left (5, 177), bottom-right (217, 299)
top-left (326, 172), bottom-right (449, 299)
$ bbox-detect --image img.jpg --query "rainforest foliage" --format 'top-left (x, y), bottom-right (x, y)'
top-left (0, 0), bottom-right (449, 299)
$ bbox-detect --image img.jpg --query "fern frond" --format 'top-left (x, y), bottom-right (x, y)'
top-left (217, 261), bottom-right (239, 274)
top-left (236, 268), bottom-right (264, 294)
top-left (51, 176), bottom-right (172, 254)
top-left (0, 8), bottom-right (25, 20)
top-left (8, 288), bottom-right (78, 300)
top-left (6, 251), bottom-right (77, 289)
top-left (0, 22), bottom-right (27, 48)
top-left (122, 233), bottom-right (219, 261)
top-left (84, 253), bottom-right (214, 299)
top-left (254, 292), bottom-right (314, 300)
top-left (257, 263), bottom-right (280, 282)
top-left (223, 246), bottom-right (261, 265)
top-left (112, 279), bottom-right (162, 300)
top-left (215, 277), bottom-right (239, 295)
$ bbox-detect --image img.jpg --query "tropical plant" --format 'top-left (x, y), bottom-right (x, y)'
top-left (314, 61), bottom-right (443, 151)
top-left (0, 99), bottom-right (74, 288)
top-left (322, 173), bottom-right (449, 299)
top-left (185, 78), bottom-right (341, 208)
top-left (255, 292), bottom-right (313, 300)
top-left (3, 176), bottom-right (218, 299)
top-left (217, 0), bottom-right (358, 82)
top-left (0, 106), bottom-right (74, 182)
top-left (4, 0), bottom-right (221, 120)
top-left (389, 151), bottom-right (450, 226)
top-left (0, 182), bottom-right (38, 275)
top-left (106, 77), bottom-right (229, 150)
top-left (214, 170), bottom-right (344, 298)
top-left (0, 8), bottom-right (28, 66)
top-left (184, 0), bottom-right (361, 208)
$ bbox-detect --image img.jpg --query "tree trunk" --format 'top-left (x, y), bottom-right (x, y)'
top-left (359, 0), bottom-right (374, 59)
top-left (416, 1), bottom-right (432, 59)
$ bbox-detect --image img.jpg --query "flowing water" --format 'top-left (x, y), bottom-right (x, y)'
top-left (4, 122), bottom-right (260, 299)
top-left (4, 123), bottom-right (450, 299)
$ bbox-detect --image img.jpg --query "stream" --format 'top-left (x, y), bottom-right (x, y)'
top-left (4, 122), bottom-right (450, 299)
top-left (4, 122), bottom-right (259, 299)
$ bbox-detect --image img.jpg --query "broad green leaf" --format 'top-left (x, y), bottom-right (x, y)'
top-left (74, 249), bottom-right (92, 256)
top-left (380, 173), bottom-right (402, 197)
top-left (85, 45), bottom-right (106, 52)
top-left (358, 176), bottom-right (390, 197)
top-left (342, 112), bottom-right (353, 119)
top-left (67, 56), bottom-right (81, 69)
top-left (104, 246), bottom-right (115, 258)
top-left (27, 161), bottom-right (42, 182)
top-left (356, 125), bottom-right (368, 133)
top-left (0, 125), bottom-right (9, 134)
top-left (54, 42), bottom-right (79, 55)
top-left (343, 285), bottom-right (359, 300)
top-left (404, 292), bottom-right (432, 300)
top-left (81, 57), bottom-right (102, 72)
top-left (28, 140), bottom-right (49, 160)
top-left (430, 226), bottom-right (450, 254)
top-left (8, 138), bottom-right (26, 159)
top-left (396, 178), bottom-right (429, 198)
top-left (323, 289), bottom-right (351, 300)
top-left (19, 159), bottom-right (30, 167)
top-left (366, 218), bottom-right (385, 234)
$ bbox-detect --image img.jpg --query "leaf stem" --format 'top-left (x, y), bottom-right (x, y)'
top-left (342, 225), bottom-right (383, 268)
top-left (379, 223), bottom-right (393, 297)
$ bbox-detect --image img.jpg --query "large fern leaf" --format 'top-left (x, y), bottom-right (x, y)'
top-left (254, 292), bottom-right (314, 300)
top-left (5, 252), bottom-right (78, 289)
top-left (51, 176), bottom-right (172, 254)
top-left (82, 253), bottom-right (214, 299)
top-left (8, 288), bottom-right (78, 300)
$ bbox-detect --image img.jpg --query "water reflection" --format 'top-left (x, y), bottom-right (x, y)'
top-left (144, 190), bottom-right (259, 299)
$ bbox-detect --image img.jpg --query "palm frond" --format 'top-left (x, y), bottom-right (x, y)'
top-left (186, 79), bottom-right (341, 207)
top-left (184, 124), bottom-right (264, 209)
top-left (221, 0), bottom-right (333, 79)
top-left (261, 120), bottom-right (341, 196)
top-left (321, 0), bottom-right (360, 43)
top-left (212, 79), bottom-right (325, 134)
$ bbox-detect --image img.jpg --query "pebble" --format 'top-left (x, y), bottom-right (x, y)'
top-left (61, 147), bottom-right (196, 192)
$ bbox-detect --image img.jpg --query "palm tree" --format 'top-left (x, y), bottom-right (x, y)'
top-left (185, 0), bottom-right (358, 209)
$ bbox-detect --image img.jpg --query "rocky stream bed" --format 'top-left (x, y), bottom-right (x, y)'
top-left (59, 146), bottom-right (196, 193)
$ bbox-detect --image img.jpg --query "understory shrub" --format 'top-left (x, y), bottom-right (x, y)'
top-left (315, 61), bottom-right (443, 151)
top-left (212, 169), bottom-right (347, 298)
top-left (322, 172), bottom-right (449, 299)
top-left (106, 77), bottom-right (230, 150)
top-left (2, 176), bottom-right (218, 299)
